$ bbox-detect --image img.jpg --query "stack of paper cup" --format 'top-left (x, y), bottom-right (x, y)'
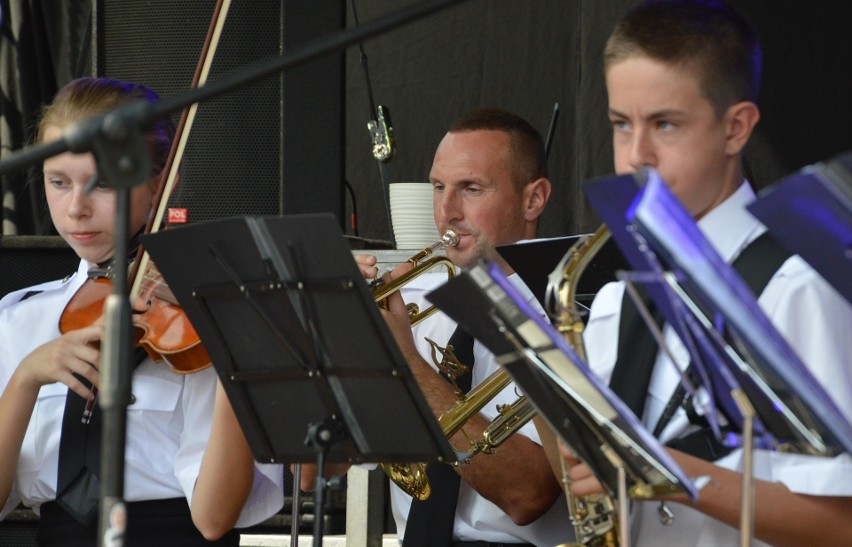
top-left (389, 182), bottom-right (439, 248)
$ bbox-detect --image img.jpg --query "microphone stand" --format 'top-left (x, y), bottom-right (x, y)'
top-left (87, 104), bottom-right (152, 546)
top-left (0, 2), bottom-right (470, 546)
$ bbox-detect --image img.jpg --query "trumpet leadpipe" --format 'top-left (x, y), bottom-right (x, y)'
top-left (372, 230), bottom-right (460, 325)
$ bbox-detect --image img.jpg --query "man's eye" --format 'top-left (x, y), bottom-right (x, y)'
top-left (432, 184), bottom-right (444, 193)
top-left (611, 120), bottom-right (630, 132)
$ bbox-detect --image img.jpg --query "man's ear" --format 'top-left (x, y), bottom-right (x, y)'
top-left (725, 101), bottom-right (760, 156)
top-left (524, 177), bottom-right (552, 221)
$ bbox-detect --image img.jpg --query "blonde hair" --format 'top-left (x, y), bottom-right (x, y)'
top-left (37, 77), bottom-right (175, 182)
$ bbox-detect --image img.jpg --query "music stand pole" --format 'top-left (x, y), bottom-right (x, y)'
top-left (731, 389), bottom-right (756, 547)
top-left (290, 464), bottom-right (302, 547)
top-left (305, 418), bottom-right (347, 547)
top-left (617, 465), bottom-right (629, 547)
top-left (97, 189), bottom-right (134, 547)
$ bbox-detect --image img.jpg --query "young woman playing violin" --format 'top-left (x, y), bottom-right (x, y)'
top-left (0, 77), bottom-right (283, 546)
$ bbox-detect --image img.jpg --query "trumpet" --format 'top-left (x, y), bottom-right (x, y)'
top-left (372, 229), bottom-right (459, 326)
top-left (374, 230), bottom-right (537, 500)
top-left (381, 344), bottom-right (538, 500)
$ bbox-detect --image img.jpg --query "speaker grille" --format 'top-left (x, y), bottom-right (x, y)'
top-left (0, 236), bottom-right (79, 298)
top-left (100, 0), bottom-right (283, 223)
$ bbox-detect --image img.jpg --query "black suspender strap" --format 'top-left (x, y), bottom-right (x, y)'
top-left (651, 232), bottom-right (793, 458)
top-left (403, 325), bottom-right (475, 547)
top-left (609, 286), bottom-right (663, 419)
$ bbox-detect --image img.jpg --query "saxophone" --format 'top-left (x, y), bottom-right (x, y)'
top-left (545, 225), bottom-right (620, 547)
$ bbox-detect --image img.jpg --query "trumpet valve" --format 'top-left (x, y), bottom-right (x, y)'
top-left (405, 302), bottom-right (420, 320)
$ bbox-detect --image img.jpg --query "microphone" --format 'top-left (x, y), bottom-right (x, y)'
top-left (368, 104), bottom-right (395, 162)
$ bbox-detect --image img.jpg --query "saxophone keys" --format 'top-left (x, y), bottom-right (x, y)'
top-left (657, 501), bottom-right (675, 526)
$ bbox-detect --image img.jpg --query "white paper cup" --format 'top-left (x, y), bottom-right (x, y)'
top-left (389, 183), bottom-right (437, 248)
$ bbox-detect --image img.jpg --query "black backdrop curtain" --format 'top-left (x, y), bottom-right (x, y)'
top-left (2, 0), bottom-right (851, 241)
top-left (0, 0), bottom-right (90, 235)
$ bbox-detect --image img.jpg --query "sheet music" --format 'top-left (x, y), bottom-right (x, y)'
top-left (630, 169), bottom-right (852, 455)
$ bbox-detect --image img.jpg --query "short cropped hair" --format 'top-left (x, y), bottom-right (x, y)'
top-left (604, 0), bottom-right (762, 117)
top-left (449, 106), bottom-right (547, 192)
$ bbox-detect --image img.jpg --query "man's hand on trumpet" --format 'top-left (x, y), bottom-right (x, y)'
top-left (354, 254), bottom-right (421, 363)
top-left (289, 256), bottom-right (416, 495)
top-left (353, 253), bottom-right (379, 280)
top-left (353, 252), bottom-right (455, 417)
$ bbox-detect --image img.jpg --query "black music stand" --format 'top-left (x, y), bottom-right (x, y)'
top-left (747, 151), bottom-right (852, 304)
top-left (585, 169), bottom-right (852, 545)
top-left (626, 169), bottom-right (852, 455)
top-left (427, 263), bottom-right (698, 545)
top-left (496, 235), bottom-right (627, 310)
top-left (140, 214), bottom-right (454, 546)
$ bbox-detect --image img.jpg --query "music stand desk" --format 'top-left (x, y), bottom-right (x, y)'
top-left (427, 263), bottom-right (698, 502)
top-left (747, 152), bottom-right (852, 304)
top-left (628, 170), bottom-right (852, 455)
top-left (142, 214), bottom-right (454, 543)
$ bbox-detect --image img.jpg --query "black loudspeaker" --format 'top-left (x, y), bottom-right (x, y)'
top-left (0, 236), bottom-right (79, 299)
top-left (94, 0), bottom-right (344, 226)
top-left (90, 4), bottom-right (347, 536)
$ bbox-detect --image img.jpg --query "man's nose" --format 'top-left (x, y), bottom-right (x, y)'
top-left (627, 128), bottom-right (656, 170)
top-left (435, 190), bottom-right (462, 223)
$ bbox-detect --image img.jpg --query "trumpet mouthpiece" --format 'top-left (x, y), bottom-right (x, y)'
top-left (442, 229), bottom-right (459, 248)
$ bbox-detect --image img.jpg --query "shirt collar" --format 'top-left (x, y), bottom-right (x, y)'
top-left (697, 181), bottom-right (766, 263)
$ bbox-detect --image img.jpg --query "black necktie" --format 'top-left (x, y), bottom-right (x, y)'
top-left (403, 325), bottom-right (474, 547)
top-left (55, 375), bottom-right (102, 525)
top-left (55, 347), bottom-right (148, 525)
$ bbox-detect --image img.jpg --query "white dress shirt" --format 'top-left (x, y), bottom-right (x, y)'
top-left (583, 182), bottom-right (852, 546)
top-left (0, 260), bottom-right (284, 527)
top-left (391, 271), bottom-right (572, 546)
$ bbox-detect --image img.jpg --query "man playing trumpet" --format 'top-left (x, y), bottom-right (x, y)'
top-left (369, 107), bottom-right (567, 546)
top-left (309, 107), bottom-right (571, 546)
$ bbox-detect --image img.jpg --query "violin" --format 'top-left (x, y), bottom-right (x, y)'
top-left (59, 260), bottom-right (211, 373)
top-left (58, 0), bottom-right (231, 374)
